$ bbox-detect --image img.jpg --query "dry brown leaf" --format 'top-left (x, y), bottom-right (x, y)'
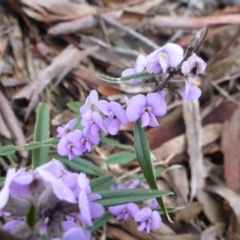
top-left (7, 16), bottom-right (27, 78)
top-left (152, 123), bottom-right (222, 160)
top-left (201, 223), bottom-right (226, 240)
top-left (0, 90), bottom-right (27, 158)
top-left (150, 14), bottom-right (240, 29)
top-left (152, 234), bottom-right (200, 240)
top-left (13, 45), bottom-right (97, 119)
top-left (122, 218), bottom-right (153, 240)
top-left (221, 101), bottom-right (240, 193)
top-left (48, 10), bottom-right (123, 35)
top-left (183, 99), bottom-right (206, 200)
top-left (147, 108), bottom-right (184, 149)
top-left (73, 65), bottom-right (109, 88)
top-left (125, 0), bottom-right (164, 14)
top-left (174, 202), bottom-right (203, 224)
top-left (206, 185), bottom-right (240, 229)
top-left (0, 113), bottom-right (11, 139)
top-left (107, 225), bottom-right (139, 240)
top-left (20, 0), bottom-right (96, 22)
top-left (168, 166), bottom-right (189, 206)
top-left (196, 189), bottom-right (224, 224)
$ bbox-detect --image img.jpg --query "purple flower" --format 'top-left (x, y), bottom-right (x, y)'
top-left (178, 78), bottom-right (201, 100)
top-left (0, 168), bottom-right (15, 210)
top-left (110, 179), bottom-right (140, 190)
top-left (134, 207), bottom-right (162, 233)
top-left (146, 43), bottom-right (184, 74)
top-left (122, 55), bottom-right (147, 84)
top-left (0, 167), bottom-right (34, 209)
top-left (62, 226), bottom-right (91, 240)
top-left (80, 90), bottom-right (99, 116)
top-left (78, 173), bottom-right (91, 194)
top-left (78, 129), bottom-right (99, 154)
top-left (109, 203), bottom-right (139, 221)
top-left (81, 111), bottom-right (106, 135)
top-left (126, 92), bottom-right (167, 127)
top-left (2, 219), bottom-right (23, 230)
top-left (181, 53), bottom-right (206, 78)
top-left (77, 173), bottom-right (104, 226)
top-left (61, 221), bottom-right (91, 240)
top-left (149, 198), bottom-right (158, 208)
top-left (9, 168), bottom-right (33, 197)
top-left (57, 119), bottom-right (77, 138)
top-left (57, 131), bottom-right (82, 160)
top-left (98, 100), bottom-right (128, 135)
top-left (36, 169), bottom-right (76, 204)
top-left (35, 159), bottom-right (68, 178)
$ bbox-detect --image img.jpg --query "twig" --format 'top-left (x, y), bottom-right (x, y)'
top-left (211, 81), bottom-right (238, 105)
top-left (99, 14), bottom-right (160, 50)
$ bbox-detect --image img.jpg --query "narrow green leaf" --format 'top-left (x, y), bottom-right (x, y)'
top-left (23, 142), bottom-right (42, 151)
top-left (26, 205), bottom-right (37, 229)
top-left (87, 212), bottom-right (113, 232)
top-left (48, 150), bottom-right (58, 158)
top-left (97, 71), bottom-right (154, 83)
top-left (133, 165), bottom-right (182, 183)
top-left (105, 151), bottom-right (136, 165)
top-left (120, 71), bottom-right (155, 81)
top-left (0, 177), bottom-right (5, 186)
top-left (90, 176), bottom-right (114, 192)
top-left (154, 207), bottom-right (176, 214)
top-left (32, 103), bottom-right (50, 169)
top-left (67, 101), bottom-right (83, 113)
top-left (0, 145), bottom-right (19, 156)
top-left (134, 121), bottom-right (173, 223)
top-left (100, 137), bottom-right (135, 152)
top-left (58, 156), bottom-right (104, 177)
top-left (95, 189), bottom-right (172, 207)
top-left (96, 75), bottom-right (121, 83)
top-left (42, 138), bottom-right (59, 147)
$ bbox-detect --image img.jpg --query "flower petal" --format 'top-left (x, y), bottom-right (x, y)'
top-left (134, 207), bottom-right (152, 222)
top-left (134, 55), bottom-right (147, 73)
top-left (162, 43), bottom-right (183, 67)
top-left (150, 211), bottom-right (162, 229)
top-left (141, 112), bottom-right (150, 128)
top-left (126, 95), bottom-right (146, 122)
top-left (122, 68), bottom-right (135, 77)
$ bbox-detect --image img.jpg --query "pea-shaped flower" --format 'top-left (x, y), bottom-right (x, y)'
top-left (126, 92), bottom-right (167, 127)
top-left (146, 43), bottom-right (184, 74)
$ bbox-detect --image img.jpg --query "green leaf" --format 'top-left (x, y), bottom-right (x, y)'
top-left (105, 151), bottom-right (136, 165)
top-left (0, 138), bottom-right (59, 157)
top-left (58, 156), bottom-right (104, 177)
top-left (97, 71), bottom-right (154, 83)
top-left (95, 189), bottom-right (172, 207)
top-left (0, 177), bottom-right (5, 186)
top-left (90, 176), bottom-right (114, 192)
top-left (26, 205), bottom-right (37, 229)
top-left (42, 138), bottom-right (59, 147)
top-left (0, 145), bottom-right (19, 156)
top-left (23, 142), bottom-right (42, 151)
top-left (87, 212), bottom-right (113, 232)
top-left (32, 103), bottom-right (50, 169)
top-left (48, 150), bottom-right (58, 158)
top-left (67, 101), bottom-right (83, 113)
top-left (100, 137), bottom-right (135, 152)
top-left (134, 121), bottom-right (173, 223)
top-left (154, 207), bottom-right (176, 214)
top-left (133, 165), bottom-right (182, 183)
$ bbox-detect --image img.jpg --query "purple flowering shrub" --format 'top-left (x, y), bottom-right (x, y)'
top-left (0, 27), bottom-right (208, 239)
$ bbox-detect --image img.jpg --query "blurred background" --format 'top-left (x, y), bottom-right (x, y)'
top-left (0, 0), bottom-right (240, 239)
